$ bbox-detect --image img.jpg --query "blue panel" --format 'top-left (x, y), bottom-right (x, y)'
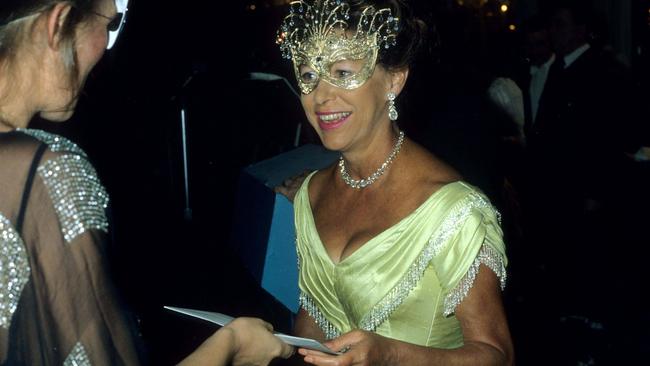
top-left (245, 144), bottom-right (339, 189)
top-left (230, 171), bottom-right (273, 282)
top-left (231, 144), bottom-right (338, 314)
top-left (261, 194), bottom-right (299, 313)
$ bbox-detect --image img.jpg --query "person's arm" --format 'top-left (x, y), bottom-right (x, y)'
top-left (283, 308), bottom-right (329, 366)
top-left (14, 144), bottom-right (141, 364)
top-left (179, 317), bottom-right (294, 366)
top-left (178, 326), bottom-right (237, 366)
top-left (274, 171), bottom-right (311, 203)
top-left (298, 265), bottom-right (514, 366)
top-left (293, 308), bottom-right (328, 342)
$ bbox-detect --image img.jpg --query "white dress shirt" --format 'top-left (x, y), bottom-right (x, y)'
top-left (563, 43), bottom-right (590, 69)
top-left (529, 53), bottom-right (555, 124)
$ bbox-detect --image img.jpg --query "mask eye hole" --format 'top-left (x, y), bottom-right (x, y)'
top-left (332, 69), bottom-right (353, 79)
top-left (329, 59), bottom-right (362, 80)
top-left (301, 72), bottom-right (318, 83)
top-left (299, 65), bottom-right (319, 84)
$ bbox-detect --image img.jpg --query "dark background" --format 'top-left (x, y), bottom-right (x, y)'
top-left (31, 0), bottom-right (650, 364)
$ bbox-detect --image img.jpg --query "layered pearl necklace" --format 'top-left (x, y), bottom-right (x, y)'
top-left (339, 130), bottom-right (405, 189)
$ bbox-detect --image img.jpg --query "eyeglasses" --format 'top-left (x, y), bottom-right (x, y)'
top-left (91, 0), bottom-right (129, 49)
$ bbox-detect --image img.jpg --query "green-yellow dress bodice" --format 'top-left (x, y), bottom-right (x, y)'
top-left (294, 172), bottom-right (507, 349)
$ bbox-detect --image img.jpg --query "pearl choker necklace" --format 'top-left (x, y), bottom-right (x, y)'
top-left (339, 130), bottom-right (405, 189)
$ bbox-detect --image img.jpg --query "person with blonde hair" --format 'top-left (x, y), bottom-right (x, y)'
top-left (0, 1), bottom-right (298, 364)
top-left (0, 0), bottom-right (141, 363)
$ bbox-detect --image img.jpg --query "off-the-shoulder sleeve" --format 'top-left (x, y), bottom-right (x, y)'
top-left (429, 196), bottom-right (507, 317)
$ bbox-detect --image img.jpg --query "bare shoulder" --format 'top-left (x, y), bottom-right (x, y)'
top-left (401, 139), bottom-right (462, 195)
top-left (306, 163), bottom-right (337, 205)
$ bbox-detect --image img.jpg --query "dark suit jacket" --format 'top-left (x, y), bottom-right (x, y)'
top-left (526, 45), bottom-right (638, 200)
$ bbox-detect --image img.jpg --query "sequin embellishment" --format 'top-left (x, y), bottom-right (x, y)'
top-left (358, 191), bottom-right (498, 332)
top-left (38, 155), bottom-right (109, 243)
top-left (63, 342), bottom-right (92, 366)
top-left (297, 236), bottom-right (341, 339)
top-left (0, 214), bottom-right (30, 329)
top-left (300, 291), bottom-right (341, 340)
top-left (17, 129), bottom-right (86, 157)
top-left (443, 243), bottom-right (506, 317)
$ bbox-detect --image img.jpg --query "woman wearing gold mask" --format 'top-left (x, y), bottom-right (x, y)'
top-left (277, 1), bottom-right (514, 364)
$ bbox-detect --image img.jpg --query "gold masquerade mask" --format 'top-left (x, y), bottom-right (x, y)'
top-left (277, 0), bottom-right (399, 94)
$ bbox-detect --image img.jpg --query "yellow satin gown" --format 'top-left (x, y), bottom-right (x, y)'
top-left (294, 172), bottom-right (507, 349)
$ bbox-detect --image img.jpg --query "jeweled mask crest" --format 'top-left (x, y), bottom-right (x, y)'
top-left (277, 0), bottom-right (399, 94)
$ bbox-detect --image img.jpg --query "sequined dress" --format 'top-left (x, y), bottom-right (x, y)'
top-left (0, 130), bottom-right (140, 365)
top-left (295, 173), bottom-right (507, 348)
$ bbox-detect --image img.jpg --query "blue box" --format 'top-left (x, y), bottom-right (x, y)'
top-left (231, 144), bottom-right (338, 313)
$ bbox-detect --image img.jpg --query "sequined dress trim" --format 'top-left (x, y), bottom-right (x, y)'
top-left (17, 129), bottom-right (86, 157)
top-left (63, 342), bottom-right (92, 366)
top-left (297, 238), bottom-right (342, 339)
top-left (38, 155), bottom-right (109, 243)
top-left (299, 189), bottom-right (505, 336)
top-left (358, 191), bottom-right (497, 332)
top-left (442, 243), bottom-right (506, 317)
top-left (14, 129), bottom-right (108, 243)
top-left (299, 291), bottom-right (342, 340)
top-left (0, 215), bottom-right (31, 330)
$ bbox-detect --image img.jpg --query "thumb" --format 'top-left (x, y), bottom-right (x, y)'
top-left (279, 343), bottom-right (295, 359)
top-left (323, 334), bottom-right (354, 353)
top-left (260, 320), bottom-right (274, 332)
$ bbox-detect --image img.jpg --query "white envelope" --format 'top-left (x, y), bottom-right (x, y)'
top-left (164, 306), bottom-right (340, 355)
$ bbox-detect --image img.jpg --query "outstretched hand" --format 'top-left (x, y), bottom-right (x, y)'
top-left (178, 317), bottom-right (294, 366)
top-left (298, 330), bottom-right (397, 366)
top-left (226, 317), bottom-right (294, 366)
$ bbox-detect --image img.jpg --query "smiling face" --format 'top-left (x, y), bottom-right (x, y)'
top-left (300, 59), bottom-right (402, 152)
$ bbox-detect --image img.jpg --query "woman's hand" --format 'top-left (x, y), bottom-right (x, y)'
top-left (298, 330), bottom-right (397, 366)
top-left (225, 317), bottom-right (295, 366)
top-left (178, 317), bottom-right (294, 366)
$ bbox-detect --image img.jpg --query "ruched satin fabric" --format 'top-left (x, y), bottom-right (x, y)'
top-left (295, 172), bottom-right (507, 349)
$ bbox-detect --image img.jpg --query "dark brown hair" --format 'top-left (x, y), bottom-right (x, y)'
top-left (347, 0), bottom-right (431, 71)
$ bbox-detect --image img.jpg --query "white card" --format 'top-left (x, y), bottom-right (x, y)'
top-left (164, 306), bottom-right (340, 355)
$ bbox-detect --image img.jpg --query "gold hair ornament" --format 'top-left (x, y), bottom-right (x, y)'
top-left (277, 0), bottom-right (399, 94)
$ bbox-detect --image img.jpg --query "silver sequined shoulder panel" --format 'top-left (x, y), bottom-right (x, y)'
top-left (63, 342), bottom-right (92, 366)
top-left (17, 129), bottom-right (87, 157)
top-left (38, 155), bottom-right (109, 243)
top-left (0, 214), bottom-right (31, 330)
